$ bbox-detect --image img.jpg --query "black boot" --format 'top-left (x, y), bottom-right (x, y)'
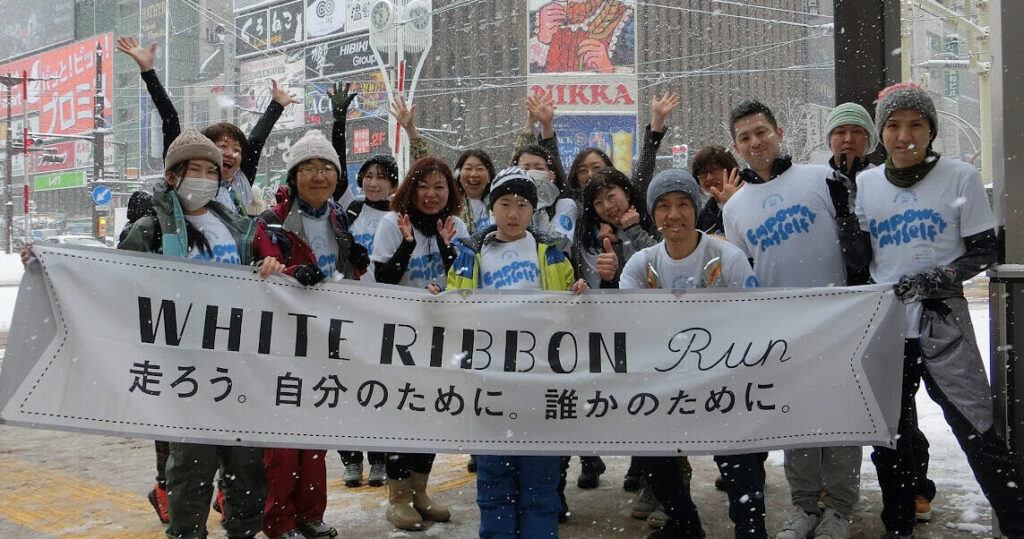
top-left (623, 457), bottom-right (642, 492)
top-left (577, 456), bottom-right (606, 489)
top-left (647, 518), bottom-right (706, 539)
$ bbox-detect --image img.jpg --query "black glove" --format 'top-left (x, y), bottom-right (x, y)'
top-left (348, 241), bottom-right (370, 272)
top-left (330, 82), bottom-right (357, 122)
top-left (294, 263), bottom-right (326, 286)
top-left (826, 154), bottom-right (860, 217)
top-left (893, 267), bottom-right (954, 302)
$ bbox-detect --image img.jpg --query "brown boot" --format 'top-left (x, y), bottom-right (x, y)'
top-left (410, 471), bottom-right (451, 522)
top-left (385, 477), bottom-right (423, 530)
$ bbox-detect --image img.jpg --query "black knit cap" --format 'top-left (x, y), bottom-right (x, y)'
top-left (357, 154), bottom-right (400, 188)
top-left (488, 167), bottom-right (537, 210)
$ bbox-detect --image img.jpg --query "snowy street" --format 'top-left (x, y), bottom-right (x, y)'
top-left (0, 254), bottom-right (1006, 537)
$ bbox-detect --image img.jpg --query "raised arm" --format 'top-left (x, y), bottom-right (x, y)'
top-left (117, 36), bottom-right (179, 157)
top-left (632, 92), bottom-right (679, 193)
top-left (330, 82), bottom-right (358, 193)
top-left (390, 95), bottom-right (430, 160)
top-left (240, 80), bottom-right (297, 182)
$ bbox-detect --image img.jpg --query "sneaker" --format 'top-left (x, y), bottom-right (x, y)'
top-left (623, 473), bottom-right (641, 492)
top-left (647, 507), bottom-right (668, 528)
top-left (631, 483), bottom-right (659, 519)
top-left (343, 462), bottom-right (363, 487)
top-left (467, 455), bottom-right (477, 473)
top-left (577, 457), bottom-right (606, 489)
top-left (776, 508), bottom-right (821, 539)
top-left (648, 518), bottom-right (706, 539)
top-left (297, 520), bottom-right (338, 538)
top-left (813, 508), bottom-right (850, 539)
top-left (147, 483), bottom-right (170, 524)
top-left (368, 463), bottom-right (386, 487)
top-left (914, 495), bottom-right (932, 522)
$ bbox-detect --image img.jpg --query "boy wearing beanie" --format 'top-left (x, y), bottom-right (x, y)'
top-left (610, 170), bottom-right (763, 539)
top-left (447, 167), bottom-right (586, 539)
top-left (856, 82), bottom-right (1024, 538)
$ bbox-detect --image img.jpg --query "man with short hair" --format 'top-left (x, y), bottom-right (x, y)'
top-left (721, 100), bottom-right (853, 539)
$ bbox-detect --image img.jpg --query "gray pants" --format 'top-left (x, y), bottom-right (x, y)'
top-left (783, 446), bottom-right (862, 517)
top-left (165, 442), bottom-right (266, 539)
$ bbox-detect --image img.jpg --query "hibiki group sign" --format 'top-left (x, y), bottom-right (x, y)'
top-left (0, 245), bottom-right (906, 456)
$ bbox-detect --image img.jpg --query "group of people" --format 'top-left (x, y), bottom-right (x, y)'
top-left (38, 35), bottom-right (1018, 539)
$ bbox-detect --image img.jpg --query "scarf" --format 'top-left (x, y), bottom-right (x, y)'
top-left (885, 151), bottom-right (940, 189)
top-left (364, 199), bottom-right (391, 212)
top-left (738, 155), bottom-right (793, 184)
top-left (410, 207), bottom-right (451, 238)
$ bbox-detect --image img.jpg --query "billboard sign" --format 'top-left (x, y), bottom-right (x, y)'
top-left (527, 0), bottom-right (637, 75)
top-left (551, 114), bottom-right (637, 176)
top-left (305, 33), bottom-right (379, 80)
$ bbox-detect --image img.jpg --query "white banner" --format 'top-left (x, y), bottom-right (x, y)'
top-left (0, 245), bottom-right (906, 456)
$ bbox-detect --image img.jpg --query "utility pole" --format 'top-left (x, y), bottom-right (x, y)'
top-left (1, 75), bottom-right (17, 253)
top-left (92, 41), bottom-right (105, 239)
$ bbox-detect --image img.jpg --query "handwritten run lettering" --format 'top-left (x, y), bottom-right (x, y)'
top-left (482, 260), bottom-right (541, 289)
top-left (745, 204), bottom-right (816, 253)
top-left (658, 327), bottom-right (791, 372)
top-left (869, 208), bottom-right (948, 249)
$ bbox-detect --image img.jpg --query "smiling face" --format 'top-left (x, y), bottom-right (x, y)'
top-left (415, 171), bottom-right (450, 215)
top-left (575, 152), bottom-right (608, 188)
top-left (592, 185), bottom-right (630, 225)
top-left (732, 113), bottom-right (783, 175)
top-left (491, 193), bottom-right (533, 242)
top-left (360, 163), bottom-right (394, 202)
top-left (653, 192), bottom-right (696, 244)
top-left (882, 109), bottom-right (933, 168)
top-left (459, 156), bottom-right (490, 200)
top-left (829, 124), bottom-right (870, 162)
top-left (214, 134), bottom-right (242, 181)
top-left (295, 158), bottom-right (339, 209)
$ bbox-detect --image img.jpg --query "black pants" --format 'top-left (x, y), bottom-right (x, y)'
top-left (339, 451), bottom-right (387, 466)
top-left (638, 453), bottom-right (767, 539)
top-left (385, 452), bottom-right (434, 479)
top-left (155, 440), bottom-right (169, 488)
top-left (871, 340), bottom-right (1024, 536)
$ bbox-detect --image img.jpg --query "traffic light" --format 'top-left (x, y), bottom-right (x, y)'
top-left (97, 216), bottom-right (107, 237)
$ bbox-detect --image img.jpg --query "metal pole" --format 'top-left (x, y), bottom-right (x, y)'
top-left (4, 79), bottom-right (12, 253)
top-left (93, 41), bottom-right (105, 239)
top-left (21, 70), bottom-right (29, 243)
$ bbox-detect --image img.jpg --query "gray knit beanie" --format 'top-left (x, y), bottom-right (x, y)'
top-left (165, 128), bottom-right (222, 173)
top-left (285, 130), bottom-right (342, 176)
top-left (875, 82), bottom-right (938, 142)
top-left (646, 169), bottom-right (703, 218)
top-left (826, 102), bottom-right (878, 153)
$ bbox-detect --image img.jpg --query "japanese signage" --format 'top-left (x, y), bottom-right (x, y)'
top-left (236, 0), bottom-right (304, 55)
top-left (529, 76), bottom-right (638, 113)
top-left (305, 0), bottom-right (347, 40)
top-left (0, 245), bottom-right (906, 455)
top-left (32, 170), bottom-right (86, 191)
top-left (0, 0), bottom-right (75, 63)
top-left (527, 0), bottom-right (637, 75)
top-left (552, 114), bottom-right (637, 176)
top-left (346, 0), bottom-right (373, 33)
top-left (0, 34), bottom-right (114, 137)
top-left (305, 33), bottom-right (380, 80)
top-left (238, 53), bottom-right (306, 133)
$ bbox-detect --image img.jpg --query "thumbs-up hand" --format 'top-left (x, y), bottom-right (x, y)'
top-left (596, 237), bottom-right (618, 282)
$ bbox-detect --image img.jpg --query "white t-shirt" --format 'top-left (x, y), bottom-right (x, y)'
top-left (620, 233), bottom-right (758, 290)
top-left (185, 211), bottom-right (242, 264)
top-left (855, 158), bottom-right (995, 336)
top-left (467, 198), bottom-right (492, 231)
top-left (350, 205), bottom-right (390, 256)
top-left (300, 212), bottom-right (339, 279)
top-left (722, 163), bottom-right (845, 287)
top-left (371, 211), bottom-right (470, 289)
top-left (479, 233), bottom-right (543, 290)
top-left (534, 198), bottom-right (577, 248)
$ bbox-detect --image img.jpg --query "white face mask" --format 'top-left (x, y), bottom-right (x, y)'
top-left (525, 169), bottom-right (549, 184)
top-left (176, 176), bottom-right (220, 211)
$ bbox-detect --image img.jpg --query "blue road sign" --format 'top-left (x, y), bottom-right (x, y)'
top-left (92, 185), bottom-right (112, 205)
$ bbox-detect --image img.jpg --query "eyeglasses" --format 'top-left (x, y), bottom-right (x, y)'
top-left (298, 164), bottom-right (337, 176)
top-left (697, 168), bottom-right (725, 182)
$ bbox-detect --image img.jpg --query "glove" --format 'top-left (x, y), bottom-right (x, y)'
top-left (294, 263), bottom-right (326, 286)
top-left (825, 155), bottom-right (860, 217)
top-left (893, 267), bottom-right (954, 302)
top-left (330, 82), bottom-right (357, 121)
top-left (348, 241), bottom-right (370, 272)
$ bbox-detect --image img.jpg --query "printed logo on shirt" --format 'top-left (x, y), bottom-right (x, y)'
top-left (760, 193), bottom-right (785, 210)
top-left (744, 204), bottom-right (817, 253)
top-left (317, 254), bottom-right (337, 277)
top-left (190, 243), bottom-right (241, 265)
top-left (353, 233), bottom-right (375, 254)
top-left (744, 275), bottom-right (759, 288)
top-left (869, 208), bottom-right (948, 249)
top-left (482, 260), bottom-right (541, 289)
top-left (671, 274), bottom-right (697, 289)
top-left (559, 214), bottom-right (573, 231)
top-left (408, 253), bottom-right (444, 282)
top-left (892, 191), bottom-right (919, 205)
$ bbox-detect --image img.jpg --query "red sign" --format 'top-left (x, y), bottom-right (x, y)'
top-left (0, 34), bottom-right (114, 136)
top-left (353, 128), bottom-right (370, 154)
top-left (529, 83), bottom-right (636, 108)
top-left (31, 141), bottom-right (74, 174)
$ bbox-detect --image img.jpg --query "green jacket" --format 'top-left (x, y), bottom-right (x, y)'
top-left (446, 226), bottom-right (575, 292)
top-left (118, 182), bottom-right (263, 264)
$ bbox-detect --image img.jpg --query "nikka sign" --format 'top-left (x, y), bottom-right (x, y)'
top-left (529, 75), bottom-right (638, 113)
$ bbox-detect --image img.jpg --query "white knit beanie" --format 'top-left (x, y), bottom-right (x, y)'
top-left (165, 128), bottom-right (222, 172)
top-left (285, 130), bottom-right (342, 176)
